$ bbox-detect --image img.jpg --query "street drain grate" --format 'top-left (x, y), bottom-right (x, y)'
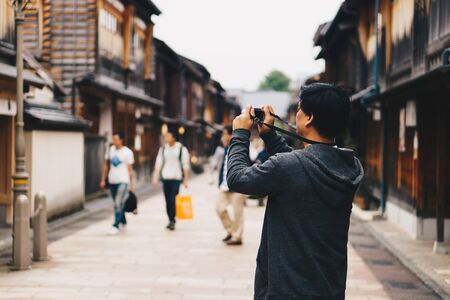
top-left (386, 280), bottom-right (417, 290)
top-left (368, 259), bottom-right (395, 266)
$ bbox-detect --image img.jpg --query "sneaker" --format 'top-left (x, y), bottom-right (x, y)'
top-left (226, 239), bottom-right (243, 246)
top-left (108, 226), bottom-right (119, 236)
top-left (222, 234), bottom-right (232, 242)
top-left (166, 222), bottom-right (175, 231)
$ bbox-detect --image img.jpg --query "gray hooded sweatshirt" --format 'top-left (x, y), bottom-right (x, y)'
top-left (227, 129), bottom-right (364, 300)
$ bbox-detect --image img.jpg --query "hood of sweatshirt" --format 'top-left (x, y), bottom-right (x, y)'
top-left (296, 144), bottom-right (364, 208)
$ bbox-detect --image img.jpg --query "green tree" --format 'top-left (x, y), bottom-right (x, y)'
top-left (259, 70), bottom-right (291, 92)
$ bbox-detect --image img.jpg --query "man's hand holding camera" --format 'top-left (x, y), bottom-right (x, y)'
top-left (232, 105), bottom-right (254, 131)
top-left (256, 105), bottom-right (275, 135)
top-left (232, 105), bottom-right (276, 134)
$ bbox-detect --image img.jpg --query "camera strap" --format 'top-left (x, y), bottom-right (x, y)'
top-left (255, 114), bottom-right (337, 146)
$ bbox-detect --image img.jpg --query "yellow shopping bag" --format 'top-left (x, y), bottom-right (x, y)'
top-left (176, 194), bottom-right (193, 220)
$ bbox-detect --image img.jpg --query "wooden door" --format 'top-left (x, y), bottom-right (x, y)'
top-left (0, 116), bottom-right (12, 204)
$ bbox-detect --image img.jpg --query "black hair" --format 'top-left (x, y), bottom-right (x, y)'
top-left (223, 125), bottom-right (233, 135)
top-left (113, 131), bottom-right (125, 141)
top-left (166, 129), bottom-right (179, 140)
top-left (299, 83), bottom-right (350, 140)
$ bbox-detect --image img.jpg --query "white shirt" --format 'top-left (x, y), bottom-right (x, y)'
top-left (219, 150), bottom-right (229, 192)
top-left (105, 145), bottom-right (134, 184)
top-left (155, 142), bottom-right (190, 180)
top-left (210, 146), bottom-right (225, 171)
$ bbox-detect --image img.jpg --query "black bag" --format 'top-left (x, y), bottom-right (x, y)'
top-left (124, 191), bottom-right (138, 214)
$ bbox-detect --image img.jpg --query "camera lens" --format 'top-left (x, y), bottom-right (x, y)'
top-left (254, 108), bottom-right (265, 121)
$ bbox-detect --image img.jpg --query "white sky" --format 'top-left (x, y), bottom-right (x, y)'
top-left (152, 0), bottom-right (343, 90)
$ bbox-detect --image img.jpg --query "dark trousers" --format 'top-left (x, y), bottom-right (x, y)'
top-left (162, 180), bottom-right (181, 223)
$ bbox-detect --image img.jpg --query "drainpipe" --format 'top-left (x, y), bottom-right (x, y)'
top-left (373, 0), bottom-right (380, 94)
top-left (360, 0), bottom-right (385, 214)
top-left (375, 0), bottom-right (388, 216)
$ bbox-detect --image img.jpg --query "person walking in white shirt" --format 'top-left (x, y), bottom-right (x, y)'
top-left (153, 130), bottom-right (190, 231)
top-left (100, 132), bottom-right (135, 235)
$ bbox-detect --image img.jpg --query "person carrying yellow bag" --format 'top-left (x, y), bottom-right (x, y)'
top-left (152, 130), bottom-right (190, 231)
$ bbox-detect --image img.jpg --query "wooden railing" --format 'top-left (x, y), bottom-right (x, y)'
top-left (99, 56), bottom-right (123, 82)
top-left (413, 0), bottom-right (427, 67)
top-left (128, 64), bottom-right (145, 90)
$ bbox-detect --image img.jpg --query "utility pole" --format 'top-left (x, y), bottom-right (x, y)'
top-left (12, 0), bottom-right (31, 270)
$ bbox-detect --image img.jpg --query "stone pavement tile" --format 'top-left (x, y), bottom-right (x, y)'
top-left (182, 295), bottom-right (248, 300)
top-left (33, 294), bottom-right (109, 300)
top-left (0, 173), bottom-right (438, 299)
top-left (362, 218), bottom-right (450, 298)
top-left (0, 292), bottom-right (36, 299)
top-left (141, 294), bottom-right (183, 300)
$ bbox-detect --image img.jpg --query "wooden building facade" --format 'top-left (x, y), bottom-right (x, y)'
top-left (315, 0), bottom-right (450, 241)
top-left (1, 0), bottom-right (90, 224)
top-left (22, 0), bottom-right (163, 194)
top-left (3, 0), bottom-right (235, 205)
top-left (151, 39), bottom-right (240, 165)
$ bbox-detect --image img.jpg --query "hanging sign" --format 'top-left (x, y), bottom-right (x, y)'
top-left (405, 100), bottom-right (417, 127)
top-left (0, 99), bottom-right (16, 116)
top-left (399, 108), bottom-right (406, 153)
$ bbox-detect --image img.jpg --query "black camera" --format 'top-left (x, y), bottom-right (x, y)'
top-left (253, 108), bottom-right (265, 121)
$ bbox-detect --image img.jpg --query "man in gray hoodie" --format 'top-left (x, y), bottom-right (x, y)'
top-left (227, 83), bottom-right (363, 300)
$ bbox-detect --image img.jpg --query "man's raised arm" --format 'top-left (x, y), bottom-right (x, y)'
top-left (226, 129), bottom-right (280, 196)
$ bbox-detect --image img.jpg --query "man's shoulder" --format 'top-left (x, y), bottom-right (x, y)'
top-left (123, 146), bottom-right (134, 155)
top-left (271, 149), bottom-right (307, 168)
top-left (273, 149), bottom-right (306, 160)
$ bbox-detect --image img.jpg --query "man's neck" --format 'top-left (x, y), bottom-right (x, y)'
top-left (303, 132), bottom-right (334, 147)
top-left (116, 145), bottom-right (123, 150)
top-left (167, 142), bottom-right (176, 147)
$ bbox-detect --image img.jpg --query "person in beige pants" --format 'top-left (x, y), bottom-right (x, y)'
top-left (216, 125), bottom-right (246, 246)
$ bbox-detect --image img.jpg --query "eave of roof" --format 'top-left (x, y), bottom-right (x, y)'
top-left (153, 38), bottom-right (181, 67)
top-left (224, 97), bottom-right (241, 109)
top-left (145, 0), bottom-right (161, 15)
top-left (313, 1), bottom-right (358, 47)
top-left (0, 61), bottom-right (46, 87)
top-left (351, 65), bottom-right (450, 103)
top-left (24, 101), bottom-right (91, 131)
top-left (179, 55), bottom-right (210, 80)
top-left (159, 115), bottom-right (200, 128)
top-left (79, 74), bottom-right (164, 107)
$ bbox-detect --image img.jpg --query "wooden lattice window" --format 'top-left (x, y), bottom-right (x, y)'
top-left (0, 0), bottom-right (15, 44)
top-left (429, 0), bottom-right (450, 42)
top-left (99, 5), bottom-right (124, 62)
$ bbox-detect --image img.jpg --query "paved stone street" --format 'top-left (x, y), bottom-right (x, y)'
top-left (0, 174), bottom-right (441, 299)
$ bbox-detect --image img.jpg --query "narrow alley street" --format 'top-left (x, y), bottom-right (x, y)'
top-left (0, 174), bottom-right (441, 299)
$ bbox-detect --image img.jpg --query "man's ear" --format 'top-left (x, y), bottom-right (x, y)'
top-left (305, 114), bottom-right (314, 127)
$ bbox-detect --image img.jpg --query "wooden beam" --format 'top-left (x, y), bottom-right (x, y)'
top-left (95, 0), bottom-right (103, 76)
top-left (144, 23), bottom-right (154, 80)
top-left (122, 4), bottom-right (134, 69)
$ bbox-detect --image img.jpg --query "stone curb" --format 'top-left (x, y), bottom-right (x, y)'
top-left (353, 212), bottom-right (450, 300)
